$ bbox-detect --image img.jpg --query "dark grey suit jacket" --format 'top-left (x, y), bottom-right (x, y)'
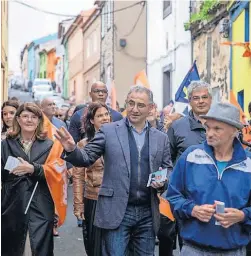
top-left (65, 118), bottom-right (173, 234)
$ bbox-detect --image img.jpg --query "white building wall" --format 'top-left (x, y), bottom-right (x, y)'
top-left (147, 0), bottom-right (192, 110)
top-left (55, 41), bottom-right (64, 94)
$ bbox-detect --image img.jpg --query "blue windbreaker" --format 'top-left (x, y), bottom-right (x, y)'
top-left (166, 138), bottom-right (251, 249)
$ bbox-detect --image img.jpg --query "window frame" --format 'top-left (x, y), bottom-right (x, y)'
top-left (86, 38), bottom-right (90, 59)
top-left (107, 0), bottom-right (112, 30)
top-left (101, 6), bottom-right (105, 38)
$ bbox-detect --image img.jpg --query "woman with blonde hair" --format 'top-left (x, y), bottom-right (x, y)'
top-left (1, 102), bottom-right (55, 256)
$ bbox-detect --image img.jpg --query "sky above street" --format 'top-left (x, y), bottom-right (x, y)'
top-left (9, 0), bottom-right (95, 73)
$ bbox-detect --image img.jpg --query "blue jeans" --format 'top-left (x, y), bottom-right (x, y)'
top-left (101, 204), bottom-right (155, 256)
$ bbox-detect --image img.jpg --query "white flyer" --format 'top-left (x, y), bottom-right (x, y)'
top-left (4, 156), bottom-right (20, 172)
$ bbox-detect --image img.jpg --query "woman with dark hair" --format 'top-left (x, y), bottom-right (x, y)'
top-left (72, 102), bottom-right (111, 256)
top-left (1, 102), bottom-right (55, 256)
top-left (1, 100), bottom-right (19, 139)
top-left (64, 105), bottom-right (76, 129)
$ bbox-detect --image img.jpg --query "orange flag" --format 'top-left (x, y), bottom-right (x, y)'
top-left (158, 195), bottom-right (175, 221)
top-left (111, 80), bottom-right (117, 111)
top-left (230, 91), bottom-right (251, 146)
top-left (121, 109), bottom-right (127, 117)
top-left (221, 42), bottom-right (251, 57)
top-left (43, 115), bottom-right (67, 226)
top-left (121, 71), bottom-right (150, 117)
top-left (134, 69), bottom-right (150, 88)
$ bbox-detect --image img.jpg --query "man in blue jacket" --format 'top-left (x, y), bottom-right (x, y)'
top-left (167, 102), bottom-right (251, 256)
top-left (69, 81), bottom-right (123, 143)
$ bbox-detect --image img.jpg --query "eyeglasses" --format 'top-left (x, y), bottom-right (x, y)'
top-left (91, 89), bottom-right (108, 94)
top-left (126, 100), bottom-right (147, 109)
top-left (191, 95), bottom-right (210, 101)
top-left (19, 114), bottom-right (39, 121)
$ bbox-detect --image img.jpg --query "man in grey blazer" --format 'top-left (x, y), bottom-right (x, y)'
top-left (55, 86), bottom-right (173, 255)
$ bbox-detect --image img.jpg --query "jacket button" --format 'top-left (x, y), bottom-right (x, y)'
top-left (126, 190), bottom-right (129, 194)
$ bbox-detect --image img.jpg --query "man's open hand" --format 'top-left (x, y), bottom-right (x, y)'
top-left (55, 127), bottom-right (76, 152)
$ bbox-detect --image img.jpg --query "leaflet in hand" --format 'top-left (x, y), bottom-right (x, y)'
top-left (4, 156), bottom-right (20, 172)
top-left (215, 200), bottom-right (225, 226)
top-left (147, 168), bottom-right (168, 187)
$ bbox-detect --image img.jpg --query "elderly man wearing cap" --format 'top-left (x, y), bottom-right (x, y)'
top-left (166, 102), bottom-right (251, 256)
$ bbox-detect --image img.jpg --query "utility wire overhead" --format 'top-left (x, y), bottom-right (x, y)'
top-left (12, 0), bottom-right (76, 17)
top-left (13, 0), bottom-right (145, 18)
top-left (115, 2), bottom-right (145, 38)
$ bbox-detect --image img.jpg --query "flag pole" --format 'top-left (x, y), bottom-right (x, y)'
top-left (24, 181), bottom-right (38, 214)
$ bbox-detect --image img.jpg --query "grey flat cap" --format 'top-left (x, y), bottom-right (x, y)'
top-left (200, 102), bottom-right (243, 130)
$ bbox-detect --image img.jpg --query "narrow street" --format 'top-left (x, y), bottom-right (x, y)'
top-left (55, 186), bottom-right (87, 256)
top-left (8, 88), bottom-right (33, 103)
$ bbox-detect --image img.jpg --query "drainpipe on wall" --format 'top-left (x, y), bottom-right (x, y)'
top-left (146, 0), bottom-right (148, 75)
top-left (189, 0), bottom-right (193, 64)
top-left (173, 0), bottom-right (177, 72)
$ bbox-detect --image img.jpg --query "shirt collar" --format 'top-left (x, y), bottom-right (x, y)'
top-left (127, 118), bottom-right (149, 132)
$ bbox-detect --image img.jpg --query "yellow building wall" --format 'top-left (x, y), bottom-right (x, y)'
top-left (232, 4), bottom-right (251, 114)
top-left (1, 0), bottom-right (9, 103)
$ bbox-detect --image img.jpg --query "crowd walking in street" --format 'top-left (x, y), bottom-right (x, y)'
top-left (1, 81), bottom-right (251, 256)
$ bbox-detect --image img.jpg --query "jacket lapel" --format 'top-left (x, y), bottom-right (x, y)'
top-left (149, 128), bottom-right (158, 173)
top-left (30, 140), bottom-right (53, 162)
top-left (115, 121), bottom-right (131, 174)
top-left (6, 139), bottom-right (29, 161)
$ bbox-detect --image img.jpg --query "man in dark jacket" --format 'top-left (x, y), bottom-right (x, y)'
top-left (69, 81), bottom-right (123, 143)
top-left (166, 80), bottom-right (212, 253)
top-left (167, 80), bottom-right (212, 164)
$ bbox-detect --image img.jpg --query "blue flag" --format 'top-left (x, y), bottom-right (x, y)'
top-left (175, 61), bottom-right (200, 103)
top-left (182, 106), bottom-right (189, 116)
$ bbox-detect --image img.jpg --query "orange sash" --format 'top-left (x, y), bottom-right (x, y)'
top-left (43, 115), bottom-right (67, 226)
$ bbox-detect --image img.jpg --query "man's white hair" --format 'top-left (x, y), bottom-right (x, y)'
top-left (187, 80), bottom-right (212, 100)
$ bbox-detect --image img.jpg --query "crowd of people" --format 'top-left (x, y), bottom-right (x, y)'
top-left (1, 80), bottom-right (251, 256)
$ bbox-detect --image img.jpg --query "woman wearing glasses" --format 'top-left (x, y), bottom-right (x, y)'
top-left (72, 102), bottom-right (111, 256)
top-left (1, 103), bottom-right (55, 256)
